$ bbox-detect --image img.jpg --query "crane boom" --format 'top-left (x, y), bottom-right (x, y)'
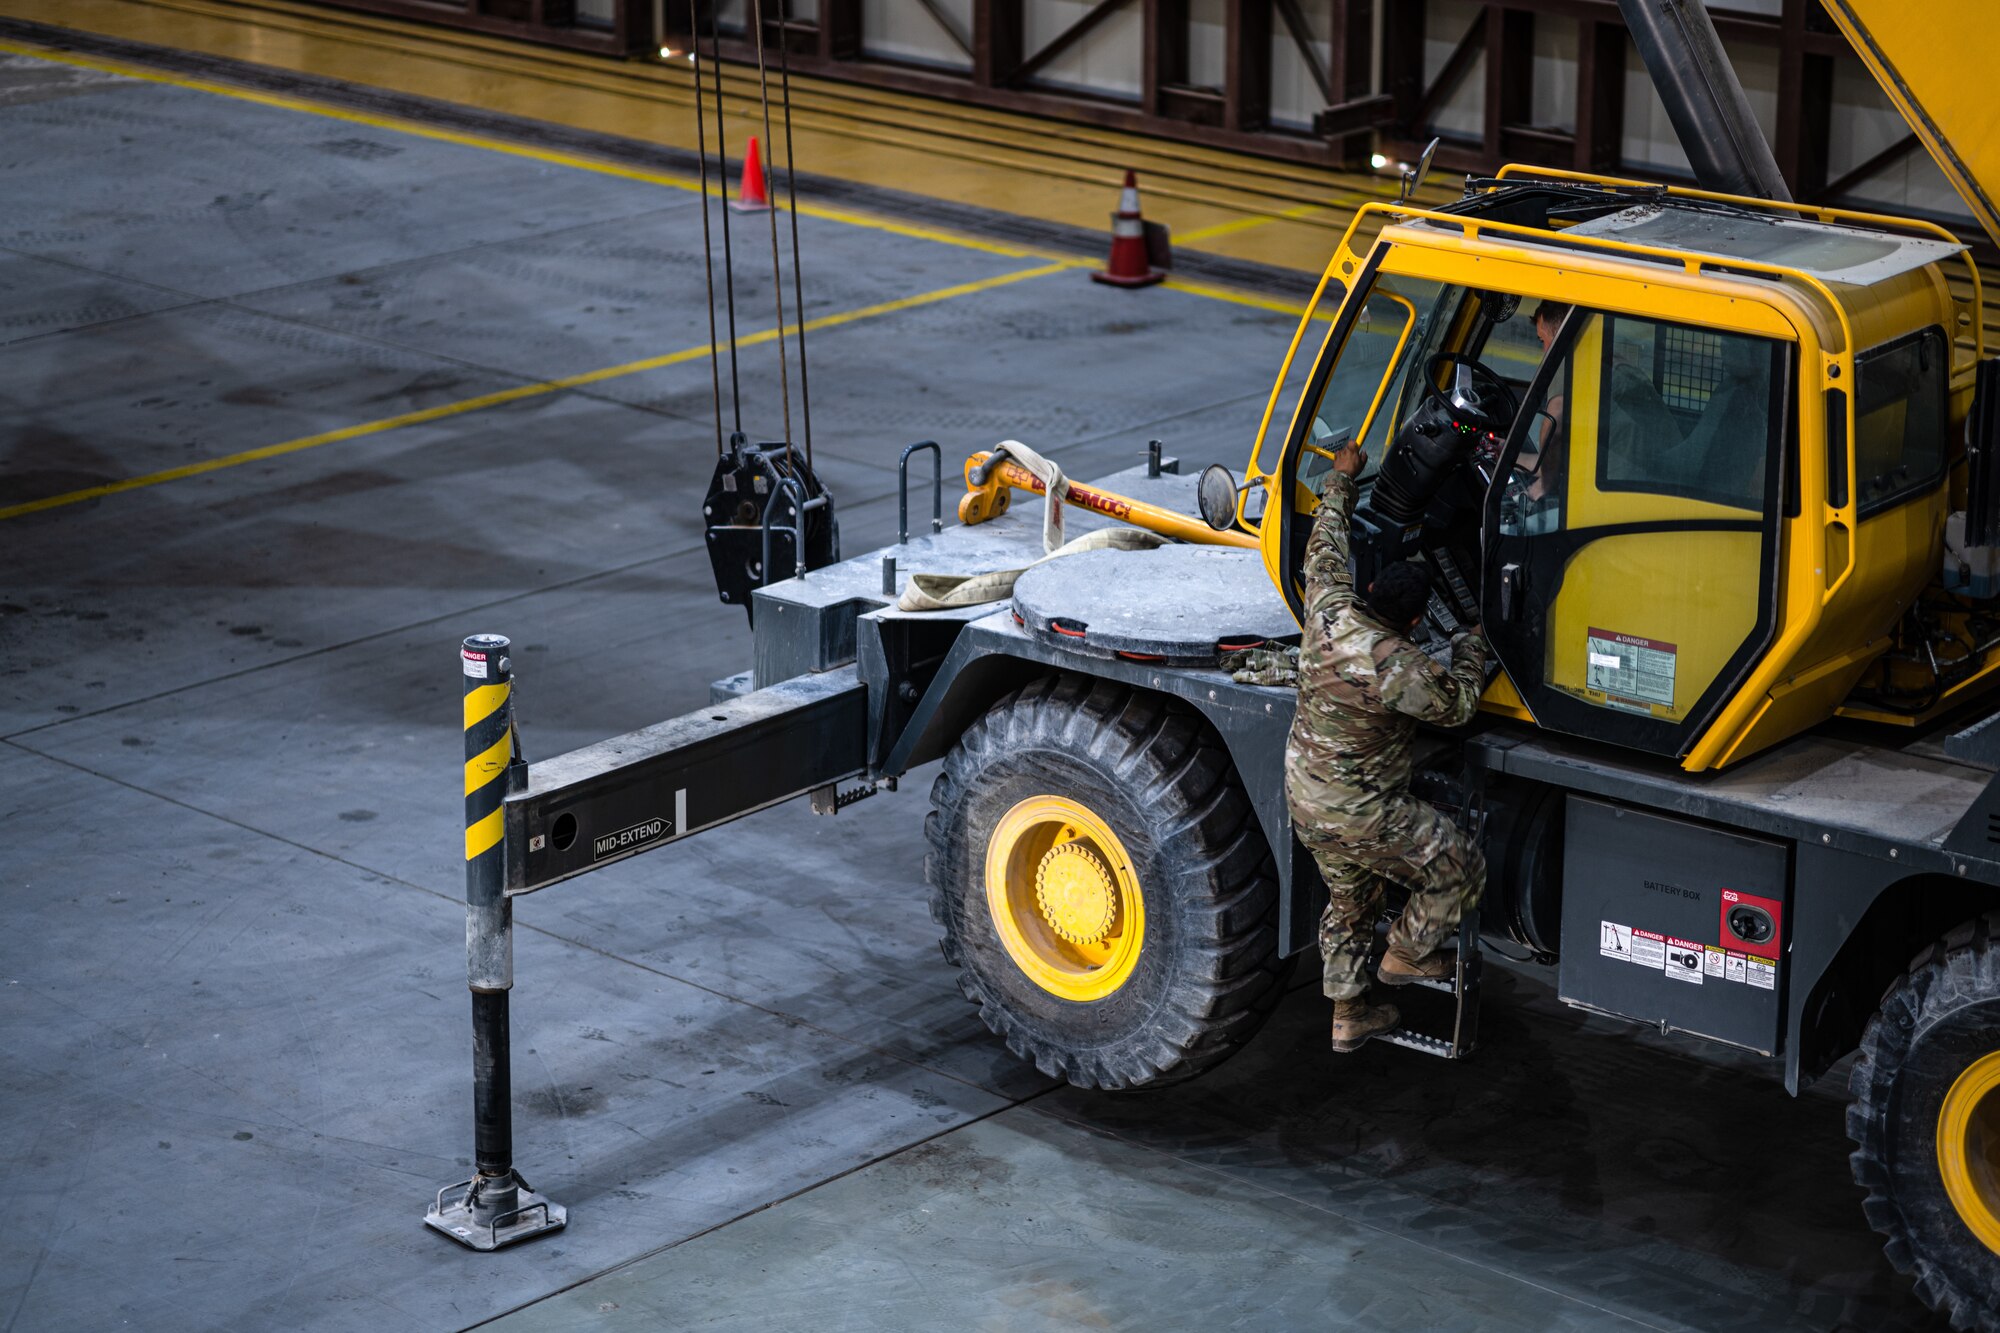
top-left (1821, 0), bottom-right (2000, 249)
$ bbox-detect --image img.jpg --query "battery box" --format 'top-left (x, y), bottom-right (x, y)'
top-left (1557, 796), bottom-right (1789, 1055)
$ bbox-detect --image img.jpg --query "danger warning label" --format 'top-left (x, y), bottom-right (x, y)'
top-left (1586, 627), bottom-right (1677, 708)
top-left (1595, 922), bottom-right (1777, 996)
top-left (1664, 937), bottom-right (1705, 984)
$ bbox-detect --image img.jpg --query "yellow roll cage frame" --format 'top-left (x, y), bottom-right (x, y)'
top-left (1242, 168), bottom-right (1982, 771)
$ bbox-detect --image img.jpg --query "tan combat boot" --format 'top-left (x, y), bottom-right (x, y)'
top-left (1377, 946), bottom-right (1457, 986)
top-left (1329, 997), bottom-right (1400, 1052)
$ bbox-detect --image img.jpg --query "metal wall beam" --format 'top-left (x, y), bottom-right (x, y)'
top-left (352, 0), bottom-right (1932, 222)
top-left (1143, 0), bottom-right (1188, 117)
top-left (1772, 0), bottom-right (1833, 199)
top-left (973, 0), bottom-right (1023, 87)
top-left (311, 0), bottom-right (644, 53)
top-left (1014, 0), bottom-right (1132, 86)
top-left (818, 0), bottom-right (861, 60)
top-left (1573, 17), bottom-right (1627, 173)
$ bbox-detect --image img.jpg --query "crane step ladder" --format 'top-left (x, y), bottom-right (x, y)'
top-left (1372, 908), bottom-right (1484, 1059)
top-left (1371, 786), bottom-right (1486, 1059)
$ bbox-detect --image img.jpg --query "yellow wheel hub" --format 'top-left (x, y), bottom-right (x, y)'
top-left (986, 795), bottom-right (1144, 1002)
top-left (1938, 1050), bottom-right (2000, 1256)
top-left (1035, 842), bottom-right (1119, 945)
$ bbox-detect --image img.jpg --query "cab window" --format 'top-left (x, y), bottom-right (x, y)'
top-left (1591, 315), bottom-right (1780, 512)
top-left (1853, 327), bottom-right (1949, 515)
top-left (1501, 312), bottom-right (1780, 537)
top-left (1292, 274), bottom-right (1447, 494)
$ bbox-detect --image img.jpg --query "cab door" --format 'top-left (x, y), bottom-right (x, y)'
top-left (1254, 252), bottom-right (1471, 614)
top-left (1482, 308), bottom-right (1792, 758)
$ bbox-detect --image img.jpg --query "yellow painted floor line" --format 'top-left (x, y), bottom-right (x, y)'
top-left (0, 263), bottom-right (1070, 523)
top-left (0, 37), bottom-right (1063, 267)
top-left (0, 29), bottom-right (1319, 524)
top-left (1177, 203), bottom-right (1328, 246)
top-left (1159, 277), bottom-right (1312, 319)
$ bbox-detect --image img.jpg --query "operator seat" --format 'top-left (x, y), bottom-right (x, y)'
top-left (1603, 359), bottom-right (1687, 480)
top-left (1672, 341), bottom-right (1771, 505)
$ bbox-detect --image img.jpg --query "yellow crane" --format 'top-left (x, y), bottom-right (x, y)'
top-left (438, 5), bottom-right (2000, 1327)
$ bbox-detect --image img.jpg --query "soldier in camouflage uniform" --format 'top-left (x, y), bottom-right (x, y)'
top-left (1238, 444), bottom-right (1489, 1052)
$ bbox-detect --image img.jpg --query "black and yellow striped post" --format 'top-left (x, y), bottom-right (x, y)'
top-left (424, 633), bottom-right (567, 1250)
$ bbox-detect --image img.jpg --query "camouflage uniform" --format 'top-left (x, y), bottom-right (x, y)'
top-left (1282, 473), bottom-right (1489, 1001)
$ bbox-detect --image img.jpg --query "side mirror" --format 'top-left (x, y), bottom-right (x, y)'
top-left (1197, 463), bottom-right (1239, 531)
top-left (1400, 137), bottom-right (1439, 204)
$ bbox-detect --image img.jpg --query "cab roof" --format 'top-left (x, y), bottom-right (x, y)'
top-left (1560, 201), bottom-right (1963, 287)
top-left (1398, 181), bottom-right (1965, 293)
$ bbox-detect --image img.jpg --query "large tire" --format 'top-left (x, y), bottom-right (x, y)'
top-left (1848, 911), bottom-right (2000, 1332)
top-left (925, 674), bottom-right (1287, 1090)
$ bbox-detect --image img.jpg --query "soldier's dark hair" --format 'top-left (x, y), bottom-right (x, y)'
top-left (1365, 560), bottom-right (1432, 628)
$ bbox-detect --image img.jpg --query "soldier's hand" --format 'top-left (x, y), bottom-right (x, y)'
top-left (1333, 444), bottom-right (1367, 479)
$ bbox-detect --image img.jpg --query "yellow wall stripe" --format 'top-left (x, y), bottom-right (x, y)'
top-left (464, 727), bottom-right (512, 796)
top-left (463, 682), bottom-right (510, 730)
top-left (0, 261), bottom-right (1068, 522)
top-left (465, 806), bottom-right (504, 860)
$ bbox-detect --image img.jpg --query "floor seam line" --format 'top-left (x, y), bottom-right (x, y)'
top-left (1021, 1097), bottom-right (1684, 1333)
top-left (2, 377), bottom-right (1264, 741)
top-left (455, 1085), bottom-right (1062, 1332)
top-left (1, 541), bottom-right (699, 741)
top-left (0, 261), bottom-right (1065, 523)
top-left (0, 732), bottom-right (1029, 1105)
top-left (0, 18), bottom-right (1322, 299)
top-left (4, 468), bottom-right (906, 739)
top-left (0, 194), bottom-right (696, 356)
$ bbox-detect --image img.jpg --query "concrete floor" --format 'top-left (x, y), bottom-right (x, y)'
top-left (0, 46), bottom-right (1950, 1333)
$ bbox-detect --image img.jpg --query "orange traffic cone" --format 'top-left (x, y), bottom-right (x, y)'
top-left (730, 135), bottom-right (771, 212)
top-left (1092, 169), bottom-right (1166, 288)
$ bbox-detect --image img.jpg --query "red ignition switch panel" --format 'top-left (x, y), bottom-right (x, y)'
top-left (1720, 888), bottom-right (1783, 960)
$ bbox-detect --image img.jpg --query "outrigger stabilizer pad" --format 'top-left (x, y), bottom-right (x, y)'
top-left (425, 1169), bottom-right (567, 1251)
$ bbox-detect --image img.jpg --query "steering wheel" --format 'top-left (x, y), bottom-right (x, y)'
top-left (1423, 352), bottom-right (1519, 433)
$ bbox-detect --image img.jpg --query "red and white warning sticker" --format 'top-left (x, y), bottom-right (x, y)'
top-left (1631, 928), bottom-right (1667, 969)
top-left (1664, 937), bottom-right (1705, 984)
top-left (1587, 627), bottom-right (1678, 708)
top-left (462, 649), bottom-right (489, 679)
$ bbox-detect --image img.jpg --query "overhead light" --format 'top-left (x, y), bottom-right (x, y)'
top-left (1370, 153), bottom-right (1389, 170)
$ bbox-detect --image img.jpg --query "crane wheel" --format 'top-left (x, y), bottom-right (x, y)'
top-left (925, 674), bottom-right (1286, 1090)
top-left (1848, 911), bottom-right (2000, 1332)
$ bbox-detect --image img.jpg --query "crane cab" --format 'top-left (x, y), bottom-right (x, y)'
top-left (1246, 174), bottom-right (1983, 771)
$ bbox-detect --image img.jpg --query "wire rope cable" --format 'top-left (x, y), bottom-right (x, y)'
top-left (774, 0), bottom-right (814, 466)
top-left (686, 0), bottom-right (725, 455)
top-left (705, 0), bottom-right (743, 435)
top-left (748, 0), bottom-right (795, 463)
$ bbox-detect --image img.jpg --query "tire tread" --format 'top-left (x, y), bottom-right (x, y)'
top-left (925, 676), bottom-right (1287, 1090)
